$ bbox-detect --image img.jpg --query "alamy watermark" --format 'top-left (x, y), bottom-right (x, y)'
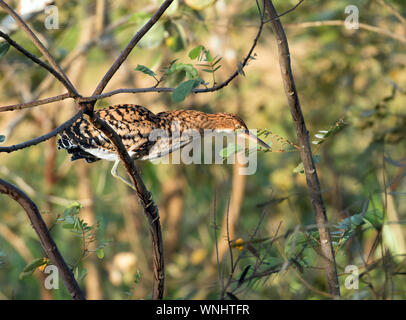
top-left (44, 264), bottom-right (59, 290)
top-left (345, 5), bottom-right (359, 30)
top-left (141, 123), bottom-right (264, 175)
top-left (344, 264), bottom-right (359, 290)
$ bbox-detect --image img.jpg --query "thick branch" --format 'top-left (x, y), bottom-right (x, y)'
top-left (264, 0), bottom-right (340, 297)
top-left (0, 179), bottom-right (85, 300)
top-left (86, 112), bottom-right (164, 299)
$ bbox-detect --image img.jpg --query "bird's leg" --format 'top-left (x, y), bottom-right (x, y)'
top-left (111, 160), bottom-right (137, 190)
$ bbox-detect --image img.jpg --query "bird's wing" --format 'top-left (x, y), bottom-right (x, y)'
top-left (58, 105), bottom-right (160, 160)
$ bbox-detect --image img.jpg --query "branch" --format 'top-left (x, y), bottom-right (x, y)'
top-left (0, 179), bottom-right (85, 300)
top-left (0, 31), bottom-right (79, 96)
top-left (86, 112), bottom-right (165, 300)
top-left (263, 0), bottom-right (340, 297)
top-left (92, 0), bottom-right (175, 98)
top-left (0, 111), bottom-right (84, 153)
top-left (377, 0), bottom-right (406, 27)
top-left (0, 0), bottom-right (79, 96)
top-left (0, 93), bottom-right (71, 113)
top-left (285, 20), bottom-right (406, 44)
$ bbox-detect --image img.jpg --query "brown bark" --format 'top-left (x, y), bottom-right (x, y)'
top-left (264, 0), bottom-right (340, 297)
top-left (0, 179), bottom-right (85, 299)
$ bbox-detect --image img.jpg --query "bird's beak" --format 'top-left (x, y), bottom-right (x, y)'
top-left (242, 130), bottom-right (271, 150)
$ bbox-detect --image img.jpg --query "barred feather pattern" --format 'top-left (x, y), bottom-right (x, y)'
top-left (57, 104), bottom-right (248, 163)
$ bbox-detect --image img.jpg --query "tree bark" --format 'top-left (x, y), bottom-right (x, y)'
top-left (264, 0), bottom-right (340, 297)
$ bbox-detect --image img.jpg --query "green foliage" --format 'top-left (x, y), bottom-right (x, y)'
top-left (19, 258), bottom-right (49, 280)
top-left (0, 135), bottom-right (5, 143)
top-left (134, 64), bottom-right (156, 78)
top-left (172, 78), bottom-right (204, 102)
top-left (0, 42), bottom-right (10, 58)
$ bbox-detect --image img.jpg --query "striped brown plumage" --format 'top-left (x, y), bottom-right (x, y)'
top-left (57, 104), bottom-right (259, 164)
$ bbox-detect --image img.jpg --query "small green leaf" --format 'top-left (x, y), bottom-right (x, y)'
top-left (96, 248), bottom-right (104, 259)
top-left (19, 257), bottom-right (48, 280)
top-left (204, 49), bottom-right (213, 62)
top-left (172, 79), bottom-right (202, 103)
top-left (63, 201), bottom-right (82, 217)
top-left (134, 64), bottom-right (156, 77)
top-left (0, 135), bottom-right (5, 143)
top-left (0, 42), bottom-right (10, 58)
top-left (363, 210), bottom-right (383, 229)
top-left (188, 45), bottom-right (204, 60)
top-left (293, 162), bottom-right (304, 174)
top-left (294, 156), bottom-right (321, 174)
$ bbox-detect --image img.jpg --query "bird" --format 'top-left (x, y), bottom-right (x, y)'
top-left (57, 104), bottom-right (270, 189)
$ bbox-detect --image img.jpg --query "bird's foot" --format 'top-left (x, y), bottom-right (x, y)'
top-left (111, 160), bottom-right (137, 190)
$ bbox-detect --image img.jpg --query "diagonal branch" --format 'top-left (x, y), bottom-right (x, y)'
top-left (86, 111), bottom-right (165, 300)
top-left (0, 31), bottom-right (79, 97)
top-left (285, 20), bottom-right (406, 44)
top-left (92, 0), bottom-right (175, 99)
top-left (0, 111), bottom-right (84, 153)
top-left (0, 0), bottom-right (78, 96)
top-left (264, 0), bottom-right (340, 297)
top-left (0, 179), bottom-right (85, 300)
top-left (0, 93), bottom-right (71, 112)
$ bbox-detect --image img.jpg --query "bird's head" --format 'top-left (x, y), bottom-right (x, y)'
top-left (210, 112), bottom-right (271, 150)
top-left (160, 109), bottom-right (271, 150)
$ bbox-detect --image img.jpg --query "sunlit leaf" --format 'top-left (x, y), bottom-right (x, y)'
top-left (134, 64), bottom-right (156, 77)
top-left (19, 258), bottom-right (49, 280)
top-left (189, 45), bottom-right (204, 60)
top-left (172, 79), bottom-right (203, 102)
top-left (96, 248), bottom-right (104, 259)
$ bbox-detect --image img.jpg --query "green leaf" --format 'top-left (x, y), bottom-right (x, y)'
top-left (0, 42), bottom-right (10, 58)
top-left (204, 49), bottom-right (213, 62)
top-left (293, 162), bottom-right (304, 174)
top-left (172, 79), bottom-right (203, 103)
top-left (293, 156), bottom-right (321, 174)
top-left (96, 248), bottom-right (104, 259)
top-left (188, 45), bottom-right (204, 60)
top-left (0, 135), bottom-right (5, 143)
top-left (19, 257), bottom-right (48, 280)
top-left (63, 201), bottom-right (82, 217)
top-left (166, 63), bottom-right (199, 80)
top-left (363, 209), bottom-right (383, 229)
top-left (134, 64), bottom-right (156, 77)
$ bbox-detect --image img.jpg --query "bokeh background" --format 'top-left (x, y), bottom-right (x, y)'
top-left (1, 0), bottom-right (406, 299)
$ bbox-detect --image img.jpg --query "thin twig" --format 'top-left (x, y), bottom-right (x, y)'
top-left (0, 93), bottom-right (71, 112)
top-left (0, 31), bottom-right (79, 97)
top-left (377, 0), bottom-right (406, 27)
top-left (0, 111), bottom-right (84, 153)
top-left (92, 0), bottom-right (175, 99)
top-left (285, 20), bottom-right (406, 44)
top-left (0, 0), bottom-right (78, 95)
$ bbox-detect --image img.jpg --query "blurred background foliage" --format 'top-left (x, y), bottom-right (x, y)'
top-left (1, 0), bottom-right (406, 300)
